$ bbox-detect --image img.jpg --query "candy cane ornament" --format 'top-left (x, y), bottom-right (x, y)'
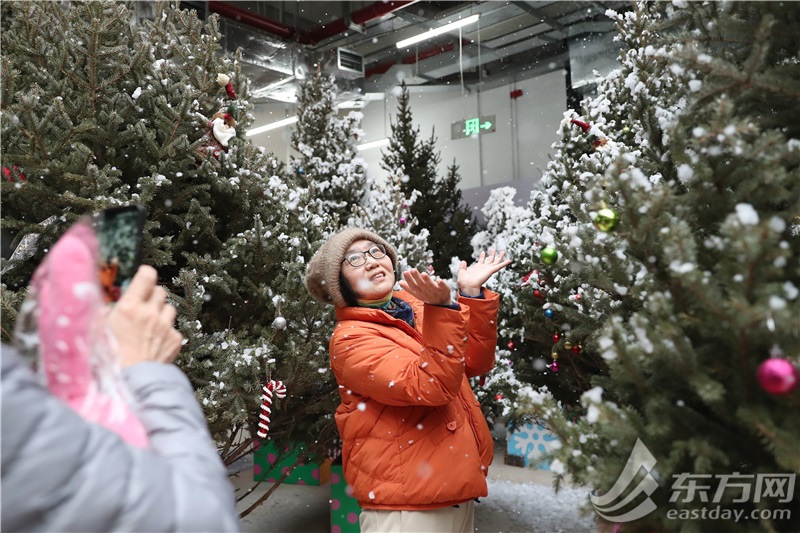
top-left (257, 380), bottom-right (286, 438)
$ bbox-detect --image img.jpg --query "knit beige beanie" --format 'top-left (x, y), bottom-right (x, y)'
top-left (305, 227), bottom-right (397, 307)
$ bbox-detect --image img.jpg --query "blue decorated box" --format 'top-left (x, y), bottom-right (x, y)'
top-left (505, 422), bottom-right (560, 470)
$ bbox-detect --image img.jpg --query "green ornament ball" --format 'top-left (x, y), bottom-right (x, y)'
top-left (593, 208), bottom-right (619, 232)
top-left (540, 247), bottom-right (559, 265)
top-left (622, 126), bottom-right (631, 134)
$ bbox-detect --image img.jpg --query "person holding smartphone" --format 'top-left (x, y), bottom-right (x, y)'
top-left (305, 227), bottom-right (511, 533)
top-left (96, 204), bottom-right (147, 303)
top-left (1, 265), bottom-right (241, 532)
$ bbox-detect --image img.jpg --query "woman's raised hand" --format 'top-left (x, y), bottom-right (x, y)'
top-left (457, 249), bottom-right (512, 296)
top-left (399, 269), bottom-right (453, 306)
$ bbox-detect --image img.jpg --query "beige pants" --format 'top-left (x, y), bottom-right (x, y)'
top-left (359, 500), bottom-right (474, 533)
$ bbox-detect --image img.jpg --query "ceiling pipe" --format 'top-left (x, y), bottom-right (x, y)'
top-left (208, 1), bottom-right (311, 43)
top-left (366, 39), bottom-right (468, 78)
top-left (402, 40), bottom-right (470, 64)
top-left (208, 1), bottom-right (415, 47)
top-left (365, 61), bottom-right (394, 78)
top-left (308, 1), bottom-right (417, 44)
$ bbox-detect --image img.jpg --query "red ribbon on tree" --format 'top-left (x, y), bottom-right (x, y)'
top-left (520, 269), bottom-right (538, 287)
top-left (570, 119), bottom-right (591, 132)
top-left (570, 118), bottom-right (609, 149)
top-left (257, 379), bottom-right (287, 439)
top-left (3, 165), bottom-right (27, 182)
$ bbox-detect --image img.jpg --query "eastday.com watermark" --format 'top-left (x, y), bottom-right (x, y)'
top-left (666, 506), bottom-right (792, 523)
top-left (590, 439), bottom-right (795, 524)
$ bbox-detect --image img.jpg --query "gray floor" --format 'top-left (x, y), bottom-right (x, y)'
top-left (233, 439), bottom-right (560, 533)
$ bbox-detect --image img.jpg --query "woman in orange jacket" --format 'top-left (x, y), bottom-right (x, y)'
top-left (305, 227), bottom-right (511, 533)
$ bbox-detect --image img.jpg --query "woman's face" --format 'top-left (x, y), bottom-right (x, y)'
top-left (341, 239), bottom-right (394, 301)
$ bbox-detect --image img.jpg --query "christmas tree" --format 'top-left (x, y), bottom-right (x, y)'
top-left (481, 2), bottom-right (800, 531)
top-left (1, 0), bottom-right (253, 312)
top-left (349, 167), bottom-right (433, 274)
top-left (474, 0), bottom-right (691, 416)
top-left (290, 73), bottom-right (367, 224)
top-left (381, 83), bottom-right (479, 276)
top-left (0, 0), bottom-right (341, 499)
top-left (432, 160), bottom-right (480, 277)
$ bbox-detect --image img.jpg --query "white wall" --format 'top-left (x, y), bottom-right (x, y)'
top-left (511, 70), bottom-right (569, 181)
top-left (248, 102), bottom-right (297, 162)
top-left (246, 68), bottom-right (567, 193)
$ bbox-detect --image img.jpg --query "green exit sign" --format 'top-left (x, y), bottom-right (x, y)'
top-left (451, 115), bottom-right (496, 140)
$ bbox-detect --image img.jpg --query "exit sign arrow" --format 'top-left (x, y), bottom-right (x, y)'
top-left (451, 114), bottom-right (497, 140)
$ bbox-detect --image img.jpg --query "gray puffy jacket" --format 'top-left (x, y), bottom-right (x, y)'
top-left (1, 347), bottom-right (240, 532)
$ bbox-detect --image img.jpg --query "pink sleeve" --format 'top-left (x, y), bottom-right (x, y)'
top-left (20, 221), bottom-right (149, 448)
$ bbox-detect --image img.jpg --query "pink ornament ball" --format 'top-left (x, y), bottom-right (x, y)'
top-left (550, 361), bottom-right (559, 372)
top-left (399, 217), bottom-right (407, 225)
top-left (757, 358), bottom-right (798, 395)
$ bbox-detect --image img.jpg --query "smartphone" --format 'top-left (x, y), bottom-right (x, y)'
top-left (95, 205), bottom-right (146, 303)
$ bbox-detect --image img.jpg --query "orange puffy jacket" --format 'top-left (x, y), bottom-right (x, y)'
top-left (330, 289), bottom-right (498, 511)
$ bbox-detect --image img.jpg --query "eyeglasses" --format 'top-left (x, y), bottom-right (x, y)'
top-left (342, 244), bottom-right (387, 267)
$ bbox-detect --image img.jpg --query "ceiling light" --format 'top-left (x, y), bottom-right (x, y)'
top-left (246, 116), bottom-right (298, 136)
top-left (396, 14), bottom-right (480, 49)
top-left (249, 76), bottom-right (296, 100)
top-left (337, 99), bottom-right (367, 109)
top-left (357, 138), bottom-right (390, 151)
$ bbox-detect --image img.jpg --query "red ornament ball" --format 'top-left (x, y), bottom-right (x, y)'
top-left (533, 289), bottom-right (543, 299)
top-left (572, 345), bottom-right (582, 354)
top-left (507, 341), bottom-right (515, 350)
top-left (552, 333), bottom-right (560, 343)
top-left (757, 359), bottom-right (798, 395)
top-left (495, 393), bottom-right (504, 401)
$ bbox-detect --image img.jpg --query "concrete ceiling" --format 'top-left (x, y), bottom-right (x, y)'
top-left (181, 1), bottom-right (629, 104)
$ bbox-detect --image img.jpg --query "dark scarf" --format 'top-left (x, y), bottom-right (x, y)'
top-left (359, 296), bottom-right (415, 329)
